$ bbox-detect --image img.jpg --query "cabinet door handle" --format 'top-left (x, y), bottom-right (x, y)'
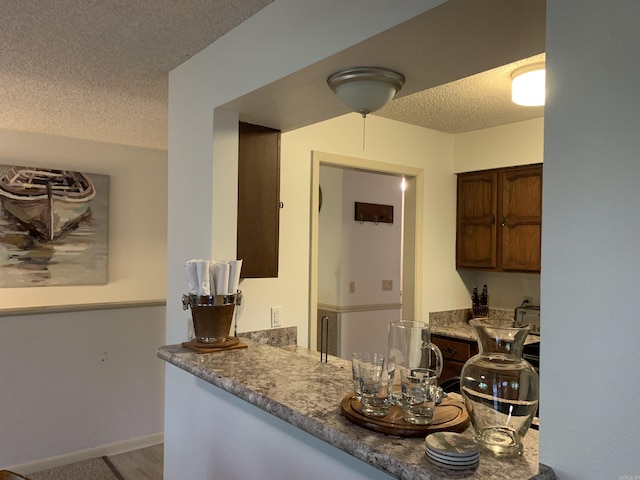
top-left (442, 346), bottom-right (458, 356)
top-left (500, 216), bottom-right (507, 227)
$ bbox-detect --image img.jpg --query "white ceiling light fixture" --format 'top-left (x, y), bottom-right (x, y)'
top-left (327, 67), bottom-right (405, 118)
top-left (511, 62), bottom-right (546, 107)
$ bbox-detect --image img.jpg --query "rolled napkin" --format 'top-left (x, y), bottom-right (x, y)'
top-left (185, 259), bottom-right (199, 295)
top-left (185, 258), bottom-right (243, 296)
top-left (228, 259), bottom-right (243, 294)
top-left (211, 261), bottom-right (230, 296)
top-left (196, 259), bottom-right (211, 296)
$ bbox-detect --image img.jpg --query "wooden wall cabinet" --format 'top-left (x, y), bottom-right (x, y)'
top-left (431, 335), bottom-right (478, 383)
top-left (237, 122), bottom-right (281, 278)
top-left (456, 164), bottom-right (542, 273)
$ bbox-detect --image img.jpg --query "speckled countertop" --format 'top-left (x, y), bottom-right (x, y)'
top-left (158, 339), bottom-right (554, 480)
top-left (430, 324), bottom-right (540, 345)
top-left (429, 309), bottom-right (540, 344)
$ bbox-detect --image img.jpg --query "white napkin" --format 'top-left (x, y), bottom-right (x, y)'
top-left (228, 259), bottom-right (243, 294)
top-left (185, 258), bottom-right (242, 296)
top-left (196, 259), bottom-right (211, 295)
top-left (185, 259), bottom-right (199, 295)
top-left (211, 261), bottom-right (230, 296)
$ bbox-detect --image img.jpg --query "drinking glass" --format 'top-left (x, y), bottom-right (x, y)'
top-left (355, 352), bottom-right (391, 417)
top-left (401, 367), bottom-right (438, 424)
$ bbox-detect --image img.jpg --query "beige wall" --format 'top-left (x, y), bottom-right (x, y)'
top-left (276, 113), bottom-right (466, 344)
top-left (0, 128), bottom-right (167, 308)
top-left (454, 117), bottom-right (544, 172)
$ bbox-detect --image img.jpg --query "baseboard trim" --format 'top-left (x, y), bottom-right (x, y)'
top-left (8, 432), bottom-right (164, 475)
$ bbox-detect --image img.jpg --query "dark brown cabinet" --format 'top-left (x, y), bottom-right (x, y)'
top-left (431, 334), bottom-right (478, 383)
top-left (237, 122), bottom-right (281, 278)
top-left (456, 164), bottom-right (542, 273)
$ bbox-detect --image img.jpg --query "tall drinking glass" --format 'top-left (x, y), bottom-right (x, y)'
top-left (355, 352), bottom-right (391, 417)
top-left (388, 320), bottom-right (443, 404)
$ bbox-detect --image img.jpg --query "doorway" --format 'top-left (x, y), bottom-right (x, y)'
top-left (309, 151), bottom-right (424, 355)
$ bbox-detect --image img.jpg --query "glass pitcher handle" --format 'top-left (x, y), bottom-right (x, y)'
top-left (422, 341), bottom-right (443, 378)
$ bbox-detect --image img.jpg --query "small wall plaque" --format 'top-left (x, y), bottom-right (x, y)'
top-left (354, 202), bottom-right (393, 224)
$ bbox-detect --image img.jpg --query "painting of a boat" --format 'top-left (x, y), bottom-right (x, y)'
top-left (0, 166), bottom-right (96, 241)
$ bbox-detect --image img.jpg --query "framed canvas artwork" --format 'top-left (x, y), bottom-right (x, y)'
top-left (0, 165), bottom-right (109, 287)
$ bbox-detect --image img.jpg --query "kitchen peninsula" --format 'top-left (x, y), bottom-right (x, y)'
top-left (158, 338), bottom-right (554, 479)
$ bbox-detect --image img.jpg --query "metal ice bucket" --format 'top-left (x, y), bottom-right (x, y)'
top-left (182, 292), bottom-right (241, 343)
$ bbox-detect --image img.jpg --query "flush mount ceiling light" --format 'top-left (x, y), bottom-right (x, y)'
top-left (511, 62), bottom-right (546, 107)
top-left (327, 67), bottom-right (405, 118)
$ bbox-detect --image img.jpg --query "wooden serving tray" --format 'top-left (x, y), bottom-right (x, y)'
top-left (181, 337), bottom-right (248, 353)
top-left (340, 394), bottom-right (469, 437)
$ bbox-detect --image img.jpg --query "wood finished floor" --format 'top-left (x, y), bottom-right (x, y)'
top-left (107, 444), bottom-right (163, 480)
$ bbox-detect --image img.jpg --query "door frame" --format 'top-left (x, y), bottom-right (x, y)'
top-left (309, 150), bottom-right (424, 351)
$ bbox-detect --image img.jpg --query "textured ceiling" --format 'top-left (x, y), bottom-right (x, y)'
top-left (377, 53), bottom-right (545, 133)
top-left (0, 1), bottom-right (544, 150)
top-left (0, 0), bottom-right (274, 150)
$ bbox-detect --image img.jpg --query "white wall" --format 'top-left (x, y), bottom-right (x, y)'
top-left (0, 306), bottom-right (165, 473)
top-left (338, 170), bottom-right (403, 357)
top-left (340, 169), bottom-right (402, 307)
top-left (164, 365), bottom-right (394, 480)
top-left (542, 1), bottom-right (640, 478)
top-left (0, 130), bottom-right (167, 471)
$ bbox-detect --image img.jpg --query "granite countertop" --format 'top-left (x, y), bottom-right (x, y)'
top-left (430, 324), bottom-right (477, 341)
top-left (158, 340), bottom-right (553, 480)
top-left (430, 324), bottom-right (540, 345)
top-left (429, 309), bottom-right (540, 344)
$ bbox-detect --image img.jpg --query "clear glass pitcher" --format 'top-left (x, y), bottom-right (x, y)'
top-left (387, 320), bottom-right (443, 403)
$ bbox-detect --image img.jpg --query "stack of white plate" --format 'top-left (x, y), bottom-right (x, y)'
top-left (425, 432), bottom-right (479, 471)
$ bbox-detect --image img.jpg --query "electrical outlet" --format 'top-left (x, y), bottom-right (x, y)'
top-left (382, 280), bottom-right (393, 291)
top-left (349, 281), bottom-right (355, 293)
top-left (270, 306), bottom-right (281, 327)
top-left (522, 296), bottom-right (533, 305)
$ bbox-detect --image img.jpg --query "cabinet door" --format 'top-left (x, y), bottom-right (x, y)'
top-left (498, 165), bottom-right (542, 272)
top-left (456, 171), bottom-right (498, 269)
top-left (237, 122), bottom-right (281, 278)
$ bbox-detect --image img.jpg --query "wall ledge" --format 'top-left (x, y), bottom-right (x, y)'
top-left (317, 302), bottom-right (401, 313)
top-left (0, 299), bottom-right (166, 317)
